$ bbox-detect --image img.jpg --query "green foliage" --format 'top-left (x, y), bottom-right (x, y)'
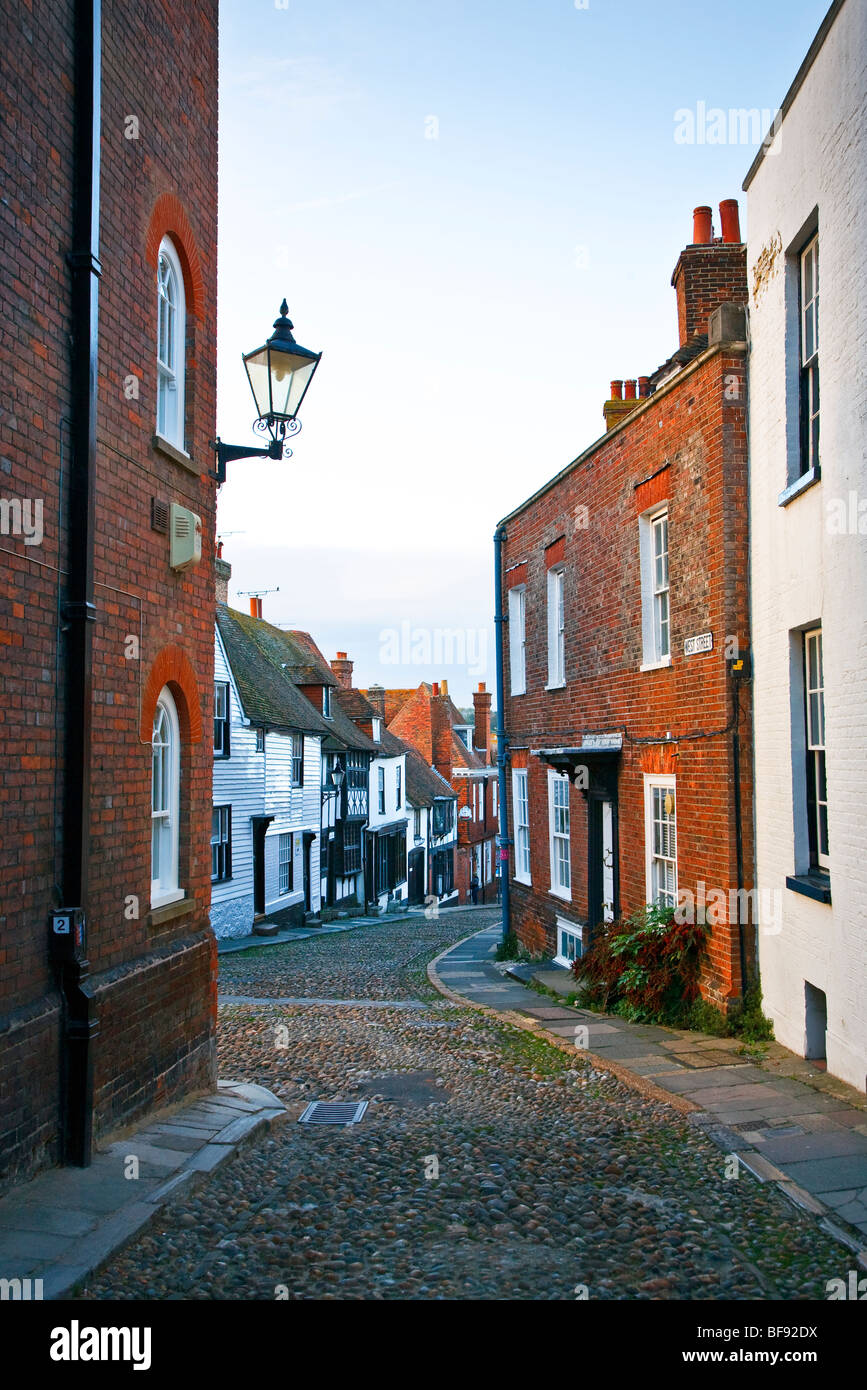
top-left (571, 903), bottom-right (709, 1024)
top-left (728, 985), bottom-right (776, 1042)
top-left (495, 930), bottom-right (525, 962)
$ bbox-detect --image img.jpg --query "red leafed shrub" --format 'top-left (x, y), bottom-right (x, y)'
top-left (571, 903), bottom-right (709, 1023)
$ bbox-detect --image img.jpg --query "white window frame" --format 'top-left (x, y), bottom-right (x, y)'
top-left (156, 237), bottom-right (186, 450)
top-left (377, 764), bottom-right (386, 814)
top-left (322, 686), bottom-right (332, 718)
top-left (290, 733), bottom-right (303, 788)
top-left (548, 768), bottom-right (571, 900)
top-left (396, 762), bottom-right (402, 810)
top-left (554, 916), bottom-right (584, 968)
top-left (512, 769), bottom-right (531, 885)
top-left (639, 506), bottom-right (672, 671)
top-left (372, 717), bottom-right (382, 743)
top-left (211, 804), bottom-right (231, 883)
top-left (492, 778), bottom-right (498, 819)
top-left (508, 585), bottom-right (527, 695)
top-left (484, 839), bottom-right (492, 883)
top-left (643, 774), bottom-right (678, 908)
top-left (278, 832), bottom-right (293, 895)
top-left (213, 680), bottom-right (230, 756)
top-left (800, 234), bottom-right (820, 476)
top-left (151, 686), bottom-right (182, 908)
top-left (546, 566), bottom-right (566, 689)
top-left (804, 627), bottom-right (829, 870)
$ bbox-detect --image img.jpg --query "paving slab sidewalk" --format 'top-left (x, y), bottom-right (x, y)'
top-left (432, 925), bottom-right (867, 1257)
top-left (0, 1081), bottom-right (286, 1299)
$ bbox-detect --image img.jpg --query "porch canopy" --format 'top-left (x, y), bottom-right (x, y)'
top-left (534, 734), bottom-right (622, 796)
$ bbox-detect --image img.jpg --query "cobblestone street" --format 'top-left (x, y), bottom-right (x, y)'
top-left (80, 913), bottom-right (849, 1301)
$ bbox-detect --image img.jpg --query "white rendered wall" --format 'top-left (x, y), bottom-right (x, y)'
top-left (746, 0), bottom-right (867, 1090)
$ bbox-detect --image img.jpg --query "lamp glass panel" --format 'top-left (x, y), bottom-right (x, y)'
top-left (243, 348), bottom-right (273, 418)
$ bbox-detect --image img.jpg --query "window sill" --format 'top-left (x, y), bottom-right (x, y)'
top-left (510, 687), bottom-right (527, 698)
top-left (513, 874), bottom-right (532, 888)
top-left (544, 682), bottom-right (566, 692)
top-left (549, 888), bottom-right (572, 904)
top-left (153, 433), bottom-right (200, 476)
top-left (778, 465), bottom-right (821, 507)
top-left (786, 873), bottom-right (831, 905)
top-left (640, 656), bottom-right (672, 673)
top-left (148, 894), bottom-right (195, 927)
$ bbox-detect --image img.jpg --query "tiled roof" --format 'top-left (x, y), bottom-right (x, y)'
top-left (403, 747), bottom-right (456, 807)
top-left (281, 630), bottom-right (339, 686)
top-left (361, 687), bottom-right (419, 724)
top-left (216, 606), bottom-right (332, 736)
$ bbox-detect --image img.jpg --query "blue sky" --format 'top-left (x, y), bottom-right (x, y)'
top-left (216, 0), bottom-right (831, 706)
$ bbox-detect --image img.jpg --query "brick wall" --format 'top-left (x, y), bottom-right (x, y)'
top-left (0, 0), bottom-right (219, 1186)
top-left (500, 273), bottom-right (753, 1007)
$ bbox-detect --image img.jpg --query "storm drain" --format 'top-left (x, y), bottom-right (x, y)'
top-left (298, 1101), bottom-right (368, 1127)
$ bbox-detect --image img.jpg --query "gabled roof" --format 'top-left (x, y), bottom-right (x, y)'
top-left (332, 685), bottom-right (401, 757)
top-left (403, 747), bottom-right (456, 807)
top-left (277, 628), bottom-right (377, 753)
top-left (336, 685), bottom-right (380, 723)
top-left (281, 629), bottom-right (339, 687)
top-left (362, 687), bottom-right (417, 725)
top-left (216, 605), bottom-right (332, 737)
top-left (388, 681), bottom-right (490, 773)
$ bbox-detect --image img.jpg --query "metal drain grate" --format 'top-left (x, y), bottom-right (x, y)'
top-left (298, 1101), bottom-right (368, 1127)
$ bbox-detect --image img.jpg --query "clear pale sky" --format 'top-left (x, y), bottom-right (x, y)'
top-left (216, 0), bottom-right (830, 707)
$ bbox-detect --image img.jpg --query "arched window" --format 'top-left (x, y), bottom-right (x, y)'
top-left (156, 237), bottom-right (186, 448)
top-left (151, 687), bottom-right (182, 906)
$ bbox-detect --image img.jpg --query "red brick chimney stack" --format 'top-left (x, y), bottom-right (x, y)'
top-left (473, 681), bottom-right (492, 754)
top-left (672, 199), bottom-right (747, 347)
top-left (604, 379), bottom-right (641, 431)
top-left (331, 651), bottom-right (354, 689)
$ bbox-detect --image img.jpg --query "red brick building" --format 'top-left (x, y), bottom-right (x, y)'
top-left (0, 0), bottom-right (218, 1185)
top-left (498, 203), bottom-right (754, 1008)
top-left (382, 680), bottom-right (500, 904)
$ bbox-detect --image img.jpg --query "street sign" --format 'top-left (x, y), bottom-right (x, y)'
top-left (684, 631), bottom-right (713, 656)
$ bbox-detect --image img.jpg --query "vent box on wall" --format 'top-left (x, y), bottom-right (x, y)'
top-left (170, 503), bottom-right (202, 571)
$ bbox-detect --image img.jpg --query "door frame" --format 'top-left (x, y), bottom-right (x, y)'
top-left (586, 790), bottom-right (619, 939)
top-left (251, 815), bottom-right (274, 918)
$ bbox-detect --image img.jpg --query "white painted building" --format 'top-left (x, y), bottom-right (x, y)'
top-left (330, 668), bottom-right (411, 912)
top-left (401, 745), bottom-right (458, 908)
top-left (744, 0), bottom-right (867, 1089)
top-left (211, 607), bottom-right (331, 939)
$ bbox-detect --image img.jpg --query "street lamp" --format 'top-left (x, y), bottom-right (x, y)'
top-left (211, 300), bottom-right (322, 484)
top-left (322, 762), bottom-right (345, 804)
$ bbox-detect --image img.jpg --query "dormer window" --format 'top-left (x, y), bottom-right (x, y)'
top-left (323, 686), bottom-right (332, 718)
top-left (372, 717), bottom-right (382, 742)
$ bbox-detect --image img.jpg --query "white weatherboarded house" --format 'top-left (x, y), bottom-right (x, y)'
top-left (211, 605), bottom-right (332, 938)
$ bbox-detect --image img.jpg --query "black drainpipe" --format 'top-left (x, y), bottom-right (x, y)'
top-left (493, 525), bottom-right (511, 945)
top-left (732, 686), bottom-right (749, 998)
top-left (56, 0), bottom-right (102, 1166)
